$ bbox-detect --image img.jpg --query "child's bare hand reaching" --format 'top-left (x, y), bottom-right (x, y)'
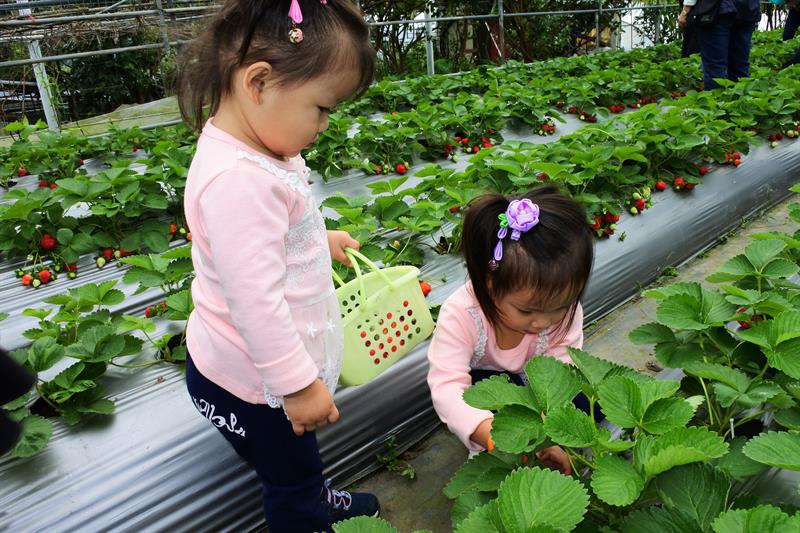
top-left (283, 379), bottom-right (340, 436)
top-left (327, 230), bottom-right (359, 266)
top-left (536, 445), bottom-right (572, 475)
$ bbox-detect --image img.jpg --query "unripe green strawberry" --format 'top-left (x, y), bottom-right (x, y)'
top-left (96, 257), bottom-right (107, 268)
top-left (32, 278), bottom-right (42, 288)
top-left (630, 207), bottom-right (638, 215)
top-left (68, 271), bottom-right (77, 279)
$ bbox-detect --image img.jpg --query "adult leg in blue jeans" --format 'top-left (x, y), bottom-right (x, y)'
top-left (697, 15), bottom-right (737, 90)
top-left (727, 20), bottom-right (756, 83)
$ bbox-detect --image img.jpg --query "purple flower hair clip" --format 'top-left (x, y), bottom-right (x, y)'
top-left (488, 198), bottom-right (540, 271)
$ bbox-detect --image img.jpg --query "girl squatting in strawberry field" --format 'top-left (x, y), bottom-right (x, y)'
top-left (176, 1), bottom-right (377, 530)
top-left (427, 186), bottom-right (601, 471)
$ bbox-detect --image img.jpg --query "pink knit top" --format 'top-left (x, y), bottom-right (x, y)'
top-left (184, 120), bottom-right (342, 407)
top-left (427, 284), bottom-right (583, 450)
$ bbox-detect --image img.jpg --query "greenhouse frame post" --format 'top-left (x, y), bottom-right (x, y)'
top-left (498, 0), bottom-right (505, 62)
top-left (16, 0), bottom-right (59, 131)
top-left (654, 6), bottom-right (662, 44)
top-left (596, 1), bottom-right (601, 49)
top-left (424, 8), bottom-right (434, 75)
top-left (154, 0), bottom-right (170, 51)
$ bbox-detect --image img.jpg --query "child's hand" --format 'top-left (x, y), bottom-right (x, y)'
top-left (469, 418), bottom-right (494, 450)
top-left (536, 445), bottom-right (572, 475)
top-left (283, 379), bottom-right (340, 436)
top-left (327, 230), bottom-right (360, 266)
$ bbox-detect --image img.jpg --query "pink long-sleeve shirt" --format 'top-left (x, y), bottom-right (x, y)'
top-left (184, 120), bottom-right (342, 407)
top-left (427, 283), bottom-right (584, 450)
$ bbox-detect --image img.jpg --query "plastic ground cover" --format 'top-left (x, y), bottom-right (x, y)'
top-left (1, 126), bottom-right (800, 532)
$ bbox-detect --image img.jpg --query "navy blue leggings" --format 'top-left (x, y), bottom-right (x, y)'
top-left (470, 368), bottom-right (604, 422)
top-left (185, 354), bottom-right (331, 533)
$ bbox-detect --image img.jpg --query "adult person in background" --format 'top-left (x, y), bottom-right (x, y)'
top-left (680, 0), bottom-right (701, 57)
top-left (679, 0), bottom-right (761, 89)
top-left (783, 0), bottom-right (800, 67)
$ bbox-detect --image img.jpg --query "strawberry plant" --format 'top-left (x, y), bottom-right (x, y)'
top-left (444, 349), bottom-right (740, 531)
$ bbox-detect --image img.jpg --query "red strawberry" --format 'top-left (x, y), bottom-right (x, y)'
top-left (635, 198), bottom-right (646, 211)
top-left (655, 180), bottom-right (668, 191)
top-left (38, 270), bottom-right (51, 284)
top-left (419, 281), bottom-right (432, 297)
top-left (102, 247), bottom-right (114, 261)
top-left (604, 227), bottom-right (614, 236)
top-left (698, 166), bottom-right (709, 175)
top-left (38, 180), bottom-right (48, 188)
top-left (449, 206), bottom-right (461, 214)
top-left (461, 138), bottom-right (469, 146)
top-left (18, 168), bottom-right (29, 177)
top-left (395, 163), bottom-right (407, 174)
top-left (374, 164), bottom-right (383, 174)
top-left (733, 159), bottom-right (741, 167)
top-left (555, 101), bottom-right (564, 109)
top-left (40, 233), bottom-right (57, 251)
top-left (603, 212), bottom-right (620, 224)
top-left (472, 145), bottom-right (480, 153)
top-left (686, 183), bottom-right (695, 190)
top-left (589, 215), bottom-right (602, 230)
top-left (673, 176), bottom-right (686, 189)
top-left (170, 223), bottom-right (178, 234)
top-left (145, 307), bottom-right (153, 318)
top-left (132, 146), bottom-right (140, 152)
top-left (768, 135), bottom-right (776, 143)
top-left (776, 132), bottom-right (783, 140)
top-left (119, 247), bottom-right (134, 257)
top-left (21, 274), bottom-right (32, 286)
top-left (66, 263), bottom-right (77, 272)
top-left (568, 106), bottom-right (577, 114)
top-left (50, 183), bottom-right (57, 189)
top-left (537, 172), bottom-right (549, 181)
top-left (672, 91), bottom-right (679, 98)
top-left (483, 142), bottom-right (493, 149)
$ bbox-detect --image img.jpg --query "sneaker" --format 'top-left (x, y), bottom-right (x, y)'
top-left (321, 479), bottom-right (380, 523)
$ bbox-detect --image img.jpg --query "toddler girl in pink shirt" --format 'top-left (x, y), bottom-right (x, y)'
top-left (427, 185), bottom-right (596, 474)
top-left (176, 1), bottom-right (379, 530)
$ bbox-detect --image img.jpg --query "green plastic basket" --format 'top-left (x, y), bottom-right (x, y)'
top-left (332, 248), bottom-right (434, 386)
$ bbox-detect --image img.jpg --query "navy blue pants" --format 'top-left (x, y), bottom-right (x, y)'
top-left (697, 14), bottom-right (756, 90)
top-left (185, 354), bottom-right (331, 533)
top-left (470, 368), bottom-right (604, 422)
top-left (784, 8), bottom-right (800, 41)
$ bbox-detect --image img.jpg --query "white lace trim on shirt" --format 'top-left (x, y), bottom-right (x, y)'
top-left (467, 307), bottom-right (487, 368)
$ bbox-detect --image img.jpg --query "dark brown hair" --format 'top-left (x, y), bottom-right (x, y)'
top-left (461, 185), bottom-right (594, 342)
top-left (177, 0), bottom-right (375, 130)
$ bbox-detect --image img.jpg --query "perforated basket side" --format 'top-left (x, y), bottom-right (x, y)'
top-left (338, 269), bottom-right (434, 386)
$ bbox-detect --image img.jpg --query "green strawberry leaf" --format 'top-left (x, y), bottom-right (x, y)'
top-left (332, 516), bottom-right (397, 533)
top-left (495, 467), bottom-right (589, 532)
top-left (443, 453), bottom-right (515, 498)
top-left (744, 239), bottom-right (786, 271)
top-left (11, 415), bottom-right (53, 457)
top-left (628, 323), bottom-right (676, 345)
top-left (455, 500), bottom-right (501, 532)
top-left (774, 407), bottom-right (800, 430)
top-left (568, 347), bottom-right (636, 386)
top-left (594, 428), bottom-right (634, 453)
top-left (655, 464), bottom-right (728, 531)
top-left (637, 427), bottom-right (729, 478)
top-left (491, 405), bottom-right (546, 453)
top-left (622, 506), bottom-right (702, 533)
top-left (591, 454), bottom-right (645, 507)
top-left (525, 356), bottom-right (581, 413)
top-left (742, 431), bottom-right (800, 470)
top-left (712, 505), bottom-right (800, 533)
top-left (640, 397), bottom-right (694, 435)
top-left (452, 491), bottom-right (494, 531)
top-left (713, 437), bottom-right (768, 481)
top-left (463, 374), bottom-right (537, 411)
top-left (543, 403), bottom-right (597, 448)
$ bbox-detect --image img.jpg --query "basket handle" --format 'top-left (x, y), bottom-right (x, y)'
top-left (344, 248), bottom-right (399, 289)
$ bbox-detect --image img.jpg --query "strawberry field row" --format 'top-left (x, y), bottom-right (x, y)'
top-left (1, 30), bottom-right (800, 458)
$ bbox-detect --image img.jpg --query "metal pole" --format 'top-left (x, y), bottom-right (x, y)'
top-left (654, 6), bottom-right (661, 44)
top-left (596, 1), bottom-right (601, 49)
top-left (498, 0), bottom-right (505, 63)
top-left (154, 0), bottom-right (170, 51)
top-left (424, 8), bottom-right (435, 75)
top-left (16, 0), bottom-right (58, 131)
